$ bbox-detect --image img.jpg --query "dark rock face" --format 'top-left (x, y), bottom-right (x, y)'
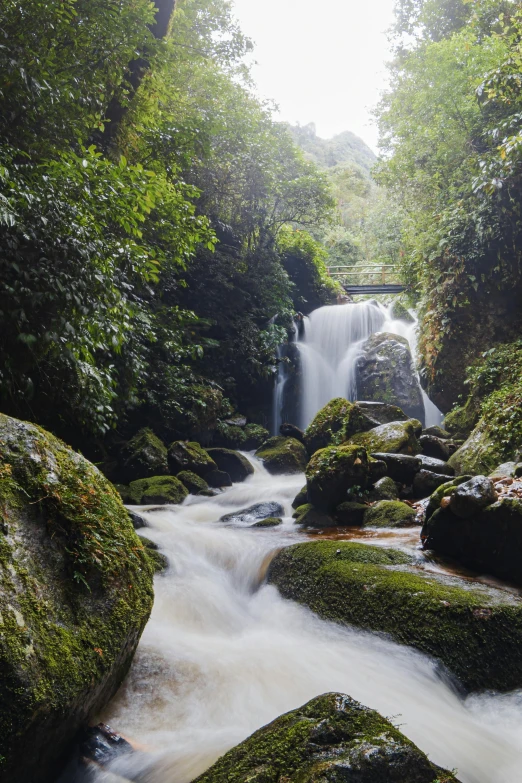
top-left (251, 517), bottom-right (282, 528)
top-left (206, 470), bottom-right (233, 488)
top-left (419, 434), bottom-right (451, 461)
top-left (370, 453), bottom-right (422, 484)
top-left (356, 332), bottom-right (425, 424)
top-left (413, 470), bottom-right (452, 499)
top-left (255, 437), bottom-right (307, 475)
top-left (192, 692), bottom-right (459, 783)
top-left (220, 502), bottom-right (284, 526)
top-left (449, 476), bottom-right (498, 519)
top-left (207, 448), bottom-right (254, 483)
top-left (418, 455), bottom-right (455, 476)
top-left (0, 414), bottom-right (154, 783)
top-left (168, 441), bottom-right (217, 477)
top-left (119, 427), bottom-right (169, 483)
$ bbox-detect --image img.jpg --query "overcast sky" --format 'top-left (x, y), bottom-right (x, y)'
top-left (232, 0), bottom-right (396, 151)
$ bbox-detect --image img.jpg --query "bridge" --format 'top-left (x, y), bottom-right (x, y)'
top-left (327, 265), bottom-right (406, 295)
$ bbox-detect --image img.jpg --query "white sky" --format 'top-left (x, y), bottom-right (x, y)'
top-left (231, 0), bottom-right (396, 151)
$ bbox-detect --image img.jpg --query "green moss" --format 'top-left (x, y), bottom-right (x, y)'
top-left (448, 419), bottom-right (502, 476)
top-left (306, 444), bottom-right (369, 512)
top-left (176, 470), bottom-right (209, 494)
top-left (335, 501), bottom-right (367, 525)
top-left (127, 475), bottom-right (188, 505)
top-left (363, 500), bottom-right (416, 528)
top-left (425, 476), bottom-right (472, 522)
top-left (444, 403), bottom-right (478, 439)
top-left (243, 423), bottom-right (270, 450)
top-left (120, 427), bottom-right (168, 482)
top-left (215, 422), bottom-right (247, 449)
top-left (192, 692), bottom-right (457, 783)
top-left (349, 419), bottom-right (421, 455)
top-left (168, 441), bottom-right (217, 476)
top-left (255, 437), bottom-right (307, 475)
top-left (268, 540), bottom-right (522, 692)
top-left (291, 485), bottom-right (308, 509)
top-left (303, 398), bottom-right (354, 454)
top-left (292, 504), bottom-right (334, 527)
top-left (251, 517), bottom-right (283, 528)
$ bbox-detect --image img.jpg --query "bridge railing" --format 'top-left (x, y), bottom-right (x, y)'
top-left (327, 264), bottom-right (401, 286)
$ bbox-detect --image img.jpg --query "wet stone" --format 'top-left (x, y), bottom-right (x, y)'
top-left (418, 455), bottom-right (455, 476)
top-left (207, 470), bottom-right (233, 488)
top-left (449, 476), bottom-right (498, 519)
top-left (413, 470), bottom-right (453, 499)
top-left (220, 502), bottom-right (284, 526)
top-left (370, 452), bottom-right (421, 484)
top-left (79, 724), bottom-right (133, 768)
top-left (419, 434), bottom-right (451, 461)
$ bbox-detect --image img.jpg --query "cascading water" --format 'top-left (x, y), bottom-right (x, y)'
top-left (85, 456), bottom-right (522, 783)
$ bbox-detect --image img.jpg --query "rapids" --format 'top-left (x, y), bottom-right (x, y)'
top-left (93, 457), bottom-right (522, 783)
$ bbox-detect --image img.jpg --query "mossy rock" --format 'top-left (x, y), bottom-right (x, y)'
top-left (335, 501), bottom-right (367, 525)
top-left (363, 500), bottom-right (416, 528)
top-left (207, 448), bottom-right (254, 482)
top-left (448, 419), bottom-right (502, 476)
top-left (305, 444), bottom-right (369, 512)
top-left (168, 441), bottom-right (217, 477)
top-left (303, 398), bottom-right (374, 455)
top-left (243, 423), bottom-right (270, 450)
top-left (127, 475), bottom-right (188, 505)
top-left (349, 419), bottom-right (421, 455)
top-left (255, 437), bottom-right (307, 475)
top-left (141, 537), bottom-right (168, 573)
top-left (292, 503), bottom-right (334, 527)
top-left (113, 483), bottom-right (134, 504)
top-left (176, 470), bottom-right (209, 495)
top-left (370, 475), bottom-right (398, 501)
top-left (444, 402), bottom-right (480, 439)
top-left (268, 540), bottom-right (522, 692)
top-left (0, 414), bottom-right (154, 782)
top-left (424, 476), bottom-right (472, 523)
top-left (291, 485), bottom-right (308, 509)
top-left (192, 692), bottom-right (459, 783)
top-left (390, 298), bottom-right (415, 323)
top-left (251, 517), bottom-right (283, 528)
top-left (214, 422), bottom-right (247, 449)
top-left (119, 427), bottom-right (168, 483)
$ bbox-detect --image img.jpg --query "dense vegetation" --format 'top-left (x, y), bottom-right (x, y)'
top-left (0, 0), bottom-right (337, 456)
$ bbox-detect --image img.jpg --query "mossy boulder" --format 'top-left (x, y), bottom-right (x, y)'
top-left (335, 501), bottom-right (367, 525)
top-left (363, 500), bottom-right (417, 528)
top-left (0, 414), bottom-right (154, 782)
top-left (370, 476), bottom-right (398, 501)
top-left (355, 400), bottom-right (409, 425)
top-left (390, 298), bottom-right (415, 323)
top-left (214, 422), bottom-right (247, 449)
top-left (444, 403), bottom-right (479, 439)
top-left (291, 485), bottom-right (308, 509)
top-left (192, 692), bottom-right (459, 783)
top-left (127, 475), bottom-right (188, 505)
top-left (303, 398), bottom-right (374, 455)
top-left (255, 437), bottom-right (307, 475)
top-left (243, 423), bottom-right (270, 450)
top-left (251, 517), bottom-right (283, 528)
top-left (168, 441), bottom-right (217, 477)
top-left (292, 503), bottom-right (334, 527)
top-left (176, 470), bottom-right (209, 495)
top-left (424, 476), bottom-right (473, 523)
top-left (207, 448), bottom-right (254, 482)
top-left (448, 419), bottom-right (502, 476)
top-left (141, 537), bottom-right (168, 573)
top-left (306, 444), bottom-right (369, 512)
top-left (268, 540), bottom-right (522, 691)
top-left (119, 427), bottom-right (168, 483)
top-left (349, 419), bottom-right (421, 455)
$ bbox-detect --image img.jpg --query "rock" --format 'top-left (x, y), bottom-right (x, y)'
top-left (140, 537), bottom-right (169, 573)
top-left (268, 540), bottom-right (522, 692)
top-left (254, 437), bottom-right (307, 475)
top-left (207, 448), bottom-right (254, 482)
top-left (356, 332), bottom-right (425, 423)
top-left (422, 498), bottom-right (522, 584)
top-left (335, 501), bottom-right (367, 525)
top-left (279, 422), bottom-right (305, 442)
top-left (349, 419), bottom-right (421, 455)
top-left (293, 504), bottom-right (334, 527)
top-left (413, 470), bottom-right (453, 499)
top-left (243, 423), bottom-right (270, 450)
top-left (390, 298), bottom-right (415, 323)
top-left (306, 444), bottom-right (369, 512)
top-left (0, 414), bottom-right (154, 782)
top-left (368, 457), bottom-right (387, 481)
top-left (370, 476), bottom-right (399, 500)
top-left (224, 415), bottom-right (247, 428)
top-left (251, 517), bottom-right (283, 528)
top-left (176, 470), bottom-right (209, 494)
top-left (419, 434), bottom-right (451, 461)
top-left (363, 500), bottom-right (417, 527)
top-left (418, 455), bottom-right (455, 476)
top-left (206, 470), bottom-right (233, 488)
top-left (354, 400), bottom-right (409, 425)
top-left (214, 422), bottom-right (247, 449)
top-left (370, 453), bottom-right (422, 484)
top-left (168, 441), bottom-right (217, 477)
top-left (449, 476), bottom-right (498, 519)
top-left (490, 462), bottom-right (520, 479)
top-left (119, 427), bottom-right (169, 483)
top-left (444, 403), bottom-right (479, 440)
top-left (447, 419), bottom-right (501, 476)
top-left (127, 475), bottom-right (188, 505)
top-left (79, 723), bottom-right (133, 768)
top-left (423, 425), bottom-right (451, 439)
top-left (291, 485), bottom-right (308, 509)
top-left (191, 692), bottom-right (459, 783)
top-left (220, 502), bottom-right (284, 525)
top-left (198, 488), bottom-right (218, 497)
top-left (424, 476), bottom-right (473, 523)
top-left (113, 483), bottom-right (134, 504)
top-left (128, 510), bottom-right (148, 529)
top-left (303, 398), bottom-right (375, 455)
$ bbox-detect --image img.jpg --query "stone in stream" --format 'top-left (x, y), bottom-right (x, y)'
top-left (254, 436), bottom-right (307, 475)
top-left (363, 500), bottom-right (417, 528)
top-left (207, 469), bottom-right (233, 488)
top-left (306, 444), bottom-right (370, 512)
top-left (303, 398), bottom-right (376, 455)
top-left (0, 413), bottom-right (154, 782)
top-left (419, 434), bottom-right (451, 462)
top-left (418, 455), bottom-right (455, 476)
top-left (369, 475), bottom-right (399, 500)
top-left (349, 419), bottom-right (422, 456)
top-left (370, 453), bottom-right (422, 484)
top-left (207, 448), bottom-right (254, 482)
top-left (168, 440), bottom-right (217, 477)
top-left (293, 504), bottom-right (335, 528)
top-left (449, 476), bottom-right (498, 519)
top-left (118, 427), bottom-right (169, 483)
top-left (79, 723), bottom-right (133, 767)
top-left (355, 400), bottom-right (409, 425)
top-left (176, 470), bottom-right (210, 495)
top-left (279, 422), bottom-right (305, 442)
top-left (126, 475), bottom-right (189, 505)
top-left (413, 469), bottom-right (453, 499)
top-left (291, 485), bottom-right (308, 509)
top-left (423, 476), bottom-right (474, 524)
top-left (334, 501), bottom-right (367, 526)
top-left (490, 461), bottom-right (522, 479)
top-left (243, 424), bottom-right (270, 450)
top-left (191, 692), bottom-right (460, 783)
top-left (251, 517), bottom-right (283, 528)
top-left (220, 502), bottom-right (284, 526)
top-left (127, 509), bottom-right (148, 529)
top-left (268, 540), bottom-right (522, 692)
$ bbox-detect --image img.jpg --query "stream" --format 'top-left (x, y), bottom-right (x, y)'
top-left (93, 456), bottom-right (522, 783)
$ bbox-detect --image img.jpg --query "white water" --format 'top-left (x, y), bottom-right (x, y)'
top-left (293, 301), bottom-right (443, 430)
top-left (94, 457), bottom-right (522, 783)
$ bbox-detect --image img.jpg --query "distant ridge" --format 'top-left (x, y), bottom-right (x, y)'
top-left (287, 123), bottom-right (376, 175)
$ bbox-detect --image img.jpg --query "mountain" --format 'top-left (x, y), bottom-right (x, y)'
top-left (287, 123), bottom-right (376, 175)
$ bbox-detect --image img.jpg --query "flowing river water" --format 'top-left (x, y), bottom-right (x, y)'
top-left (92, 457), bottom-right (522, 783)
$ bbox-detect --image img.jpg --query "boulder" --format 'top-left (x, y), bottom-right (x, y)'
top-left (390, 298), bottom-right (415, 323)
top-left (303, 398), bottom-right (367, 454)
top-left (192, 692), bottom-right (459, 783)
top-left (370, 476), bottom-right (399, 500)
top-left (355, 332), bottom-right (425, 423)
top-left (251, 517), bottom-right (282, 528)
top-left (268, 540), bottom-right (522, 691)
top-left (220, 502), bottom-right (284, 526)
top-left (119, 427), bottom-right (168, 483)
top-left (449, 476), bottom-right (498, 519)
top-left (349, 419), bottom-right (421, 455)
top-left (363, 500), bottom-right (417, 527)
top-left (254, 437), bottom-right (307, 475)
top-left (335, 501), bottom-right (367, 525)
top-left (354, 400), bottom-right (409, 425)
top-left (293, 504), bottom-right (334, 527)
top-left (419, 434), bottom-right (451, 461)
top-left (422, 498), bottom-right (522, 585)
top-left (176, 470), bottom-right (209, 495)
top-left (279, 422), bottom-right (304, 442)
top-left (424, 476), bottom-right (473, 523)
top-left (0, 414), bottom-right (154, 782)
top-left (127, 475), bottom-right (188, 505)
top-left (368, 457), bottom-right (387, 481)
top-left (207, 448), bottom-right (254, 482)
top-left (291, 485), bottom-right (308, 509)
top-left (370, 453), bottom-right (422, 484)
top-left (243, 423), bottom-right (270, 450)
top-left (448, 419), bottom-right (501, 476)
top-left (413, 470), bottom-right (452, 499)
top-left (423, 425), bottom-right (451, 439)
top-left (490, 462), bottom-right (522, 479)
top-left (168, 441), bottom-right (217, 477)
top-left (306, 444), bottom-right (369, 512)
top-left (128, 510), bottom-right (148, 529)
top-left (140, 537), bottom-right (169, 573)
top-left (206, 470), bottom-right (233, 488)
top-left (214, 422), bottom-right (247, 449)
top-left (418, 455), bottom-right (455, 476)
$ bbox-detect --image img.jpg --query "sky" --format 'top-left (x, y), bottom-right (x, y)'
top-left (231, 0), bottom-right (396, 152)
